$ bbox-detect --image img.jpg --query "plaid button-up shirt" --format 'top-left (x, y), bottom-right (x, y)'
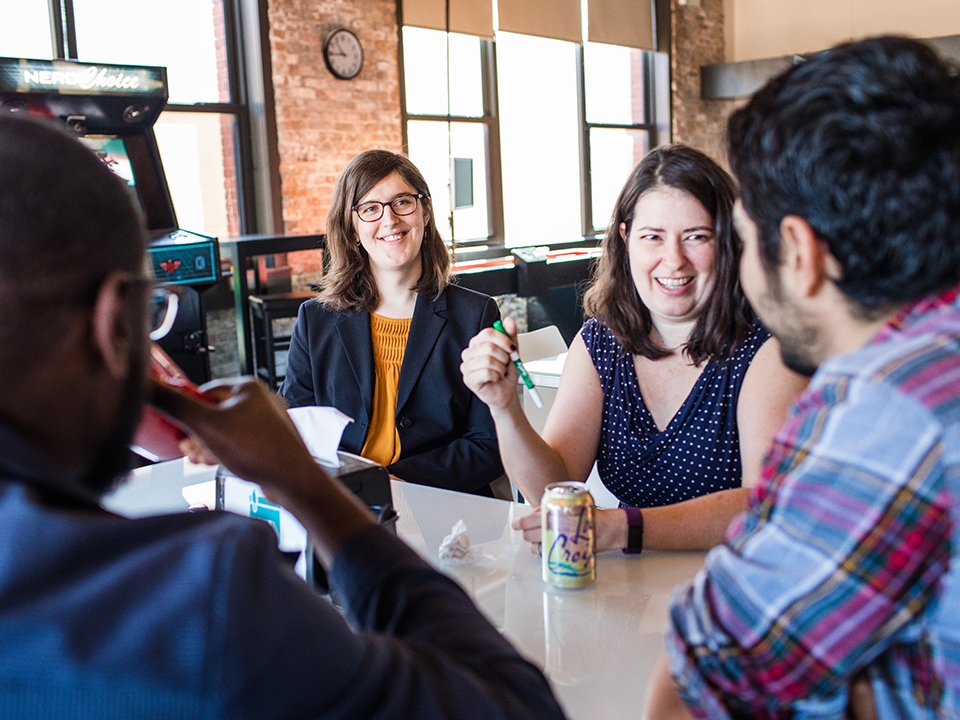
top-left (667, 285), bottom-right (960, 719)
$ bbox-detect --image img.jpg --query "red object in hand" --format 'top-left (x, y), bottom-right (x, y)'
top-left (131, 344), bottom-right (208, 461)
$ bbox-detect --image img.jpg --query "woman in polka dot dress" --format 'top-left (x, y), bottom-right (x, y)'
top-left (460, 145), bottom-right (808, 552)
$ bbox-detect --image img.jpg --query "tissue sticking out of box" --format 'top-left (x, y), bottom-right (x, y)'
top-left (287, 406), bottom-right (353, 467)
top-left (439, 519), bottom-right (489, 565)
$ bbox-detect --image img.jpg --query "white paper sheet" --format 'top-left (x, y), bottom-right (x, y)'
top-left (287, 406), bottom-right (353, 466)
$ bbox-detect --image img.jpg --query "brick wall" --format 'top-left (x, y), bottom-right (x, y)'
top-left (267, 0), bottom-right (403, 285)
top-left (671, 0), bottom-right (742, 168)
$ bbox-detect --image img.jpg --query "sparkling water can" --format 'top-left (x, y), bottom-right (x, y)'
top-left (541, 481), bottom-right (596, 588)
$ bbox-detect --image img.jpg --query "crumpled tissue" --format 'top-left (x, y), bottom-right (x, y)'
top-left (438, 519), bottom-right (492, 564)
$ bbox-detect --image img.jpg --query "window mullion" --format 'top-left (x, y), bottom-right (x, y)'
top-left (642, 50), bottom-right (657, 144)
top-left (576, 43), bottom-right (591, 238)
top-left (48, 0), bottom-right (77, 59)
top-left (586, 121), bottom-right (656, 132)
top-left (482, 38), bottom-right (504, 245)
top-left (166, 102), bottom-right (244, 114)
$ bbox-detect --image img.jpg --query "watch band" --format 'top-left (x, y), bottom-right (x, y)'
top-left (622, 506), bottom-right (644, 555)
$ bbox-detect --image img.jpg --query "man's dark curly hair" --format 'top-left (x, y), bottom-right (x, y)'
top-left (728, 36), bottom-right (960, 316)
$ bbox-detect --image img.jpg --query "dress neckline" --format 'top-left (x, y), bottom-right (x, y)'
top-left (627, 354), bottom-right (716, 436)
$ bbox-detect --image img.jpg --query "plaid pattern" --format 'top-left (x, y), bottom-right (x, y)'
top-left (666, 286), bottom-right (960, 719)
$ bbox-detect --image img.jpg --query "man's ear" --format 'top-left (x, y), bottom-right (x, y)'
top-left (90, 272), bottom-right (136, 378)
top-left (778, 216), bottom-right (834, 299)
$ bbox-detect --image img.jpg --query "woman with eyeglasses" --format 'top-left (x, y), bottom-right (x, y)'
top-left (281, 150), bottom-right (505, 496)
top-left (461, 145), bottom-right (809, 551)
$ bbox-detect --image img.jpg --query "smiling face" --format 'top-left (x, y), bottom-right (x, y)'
top-left (353, 170), bottom-right (429, 280)
top-left (622, 187), bottom-right (717, 334)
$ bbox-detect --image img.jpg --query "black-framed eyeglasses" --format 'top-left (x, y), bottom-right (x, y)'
top-left (352, 193), bottom-right (426, 223)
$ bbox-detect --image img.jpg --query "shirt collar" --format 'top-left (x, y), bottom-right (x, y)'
top-left (870, 282), bottom-right (960, 345)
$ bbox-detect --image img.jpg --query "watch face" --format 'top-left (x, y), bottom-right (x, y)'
top-left (324, 29), bottom-right (363, 80)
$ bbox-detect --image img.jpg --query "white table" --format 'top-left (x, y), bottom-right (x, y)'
top-left (105, 459), bottom-right (706, 720)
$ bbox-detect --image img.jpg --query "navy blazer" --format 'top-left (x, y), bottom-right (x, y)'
top-left (281, 285), bottom-right (504, 495)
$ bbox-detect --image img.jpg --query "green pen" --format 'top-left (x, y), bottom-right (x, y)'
top-left (493, 320), bottom-right (543, 408)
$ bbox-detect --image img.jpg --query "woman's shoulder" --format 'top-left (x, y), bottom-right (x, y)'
top-left (711, 319), bottom-right (773, 379)
top-left (579, 317), bottom-right (625, 367)
top-left (734, 319), bottom-right (772, 361)
top-left (296, 297), bottom-right (363, 334)
top-left (300, 296), bottom-right (343, 319)
top-left (442, 283), bottom-right (496, 308)
top-left (580, 317), bottom-right (619, 347)
top-left (433, 284), bottom-right (500, 323)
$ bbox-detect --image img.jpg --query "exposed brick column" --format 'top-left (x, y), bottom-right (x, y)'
top-left (213, 0), bottom-right (240, 237)
top-left (266, 0), bottom-right (403, 288)
top-left (671, 0), bottom-right (742, 167)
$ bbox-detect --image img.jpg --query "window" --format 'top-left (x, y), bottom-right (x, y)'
top-left (0, 0), bottom-right (252, 240)
top-left (402, 27), bottom-right (498, 246)
top-left (497, 33), bottom-right (582, 247)
top-left (2, 1), bottom-right (50, 59)
top-left (583, 42), bottom-right (654, 234)
top-left (401, 26), bottom-right (663, 248)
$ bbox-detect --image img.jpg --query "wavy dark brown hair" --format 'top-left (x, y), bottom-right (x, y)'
top-left (582, 144), bottom-right (753, 364)
top-left (318, 149), bottom-right (450, 312)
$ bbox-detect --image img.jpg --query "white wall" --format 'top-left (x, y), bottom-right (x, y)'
top-left (723, 0), bottom-right (960, 62)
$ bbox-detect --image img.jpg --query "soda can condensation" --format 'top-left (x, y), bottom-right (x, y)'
top-left (541, 481), bottom-right (596, 588)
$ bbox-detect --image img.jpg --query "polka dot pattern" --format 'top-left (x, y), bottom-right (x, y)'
top-left (582, 318), bottom-right (771, 508)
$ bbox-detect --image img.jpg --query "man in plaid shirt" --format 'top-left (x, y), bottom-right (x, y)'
top-left (646, 36), bottom-right (960, 719)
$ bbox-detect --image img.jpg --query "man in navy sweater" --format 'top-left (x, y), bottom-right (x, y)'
top-left (0, 114), bottom-right (566, 720)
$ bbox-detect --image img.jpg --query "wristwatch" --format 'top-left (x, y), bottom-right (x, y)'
top-left (623, 506), bottom-right (644, 554)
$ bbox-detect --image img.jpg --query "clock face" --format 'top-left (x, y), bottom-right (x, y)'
top-left (324, 29), bottom-right (363, 80)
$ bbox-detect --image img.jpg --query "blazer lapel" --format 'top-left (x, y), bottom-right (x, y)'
top-left (335, 312), bottom-right (375, 422)
top-left (396, 291), bottom-right (447, 412)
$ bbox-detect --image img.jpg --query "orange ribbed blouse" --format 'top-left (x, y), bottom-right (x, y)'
top-left (359, 313), bottom-right (412, 467)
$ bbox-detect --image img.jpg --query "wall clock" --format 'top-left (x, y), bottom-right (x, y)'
top-left (323, 28), bottom-right (364, 80)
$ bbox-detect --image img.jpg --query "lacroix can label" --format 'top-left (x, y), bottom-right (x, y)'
top-left (541, 482), bottom-right (595, 588)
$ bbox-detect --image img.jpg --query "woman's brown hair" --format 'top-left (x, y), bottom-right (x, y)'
top-left (318, 149), bottom-right (450, 312)
top-left (582, 144), bottom-right (753, 364)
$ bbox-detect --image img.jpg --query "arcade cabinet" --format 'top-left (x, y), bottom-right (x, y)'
top-left (0, 57), bottom-right (220, 385)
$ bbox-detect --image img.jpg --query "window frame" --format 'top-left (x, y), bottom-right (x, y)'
top-left (577, 44), bottom-right (661, 237)
top-left (42, 0), bottom-right (266, 236)
top-left (401, 27), bottom-right (663, 248)
top-left (400, 34), bottom-right (504, 249)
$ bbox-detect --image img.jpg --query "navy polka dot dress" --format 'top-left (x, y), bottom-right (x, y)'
top-left (582, 318), bottom-right (770, 508)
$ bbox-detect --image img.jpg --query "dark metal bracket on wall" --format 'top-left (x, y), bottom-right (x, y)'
top-left (701, 33), bottom-right (960, 100)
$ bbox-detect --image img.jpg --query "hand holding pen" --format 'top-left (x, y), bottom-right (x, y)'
top-left (493, 320), bottom-right (544, 408)
top-left (460, 316), bottom-right (544, 412)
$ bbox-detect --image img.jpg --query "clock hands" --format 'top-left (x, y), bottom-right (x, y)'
top-left (325, 29), bottom-right (362, 78)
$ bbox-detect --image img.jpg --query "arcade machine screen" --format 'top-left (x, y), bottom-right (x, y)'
top-left (79, 135), bottom-right (140, 208)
